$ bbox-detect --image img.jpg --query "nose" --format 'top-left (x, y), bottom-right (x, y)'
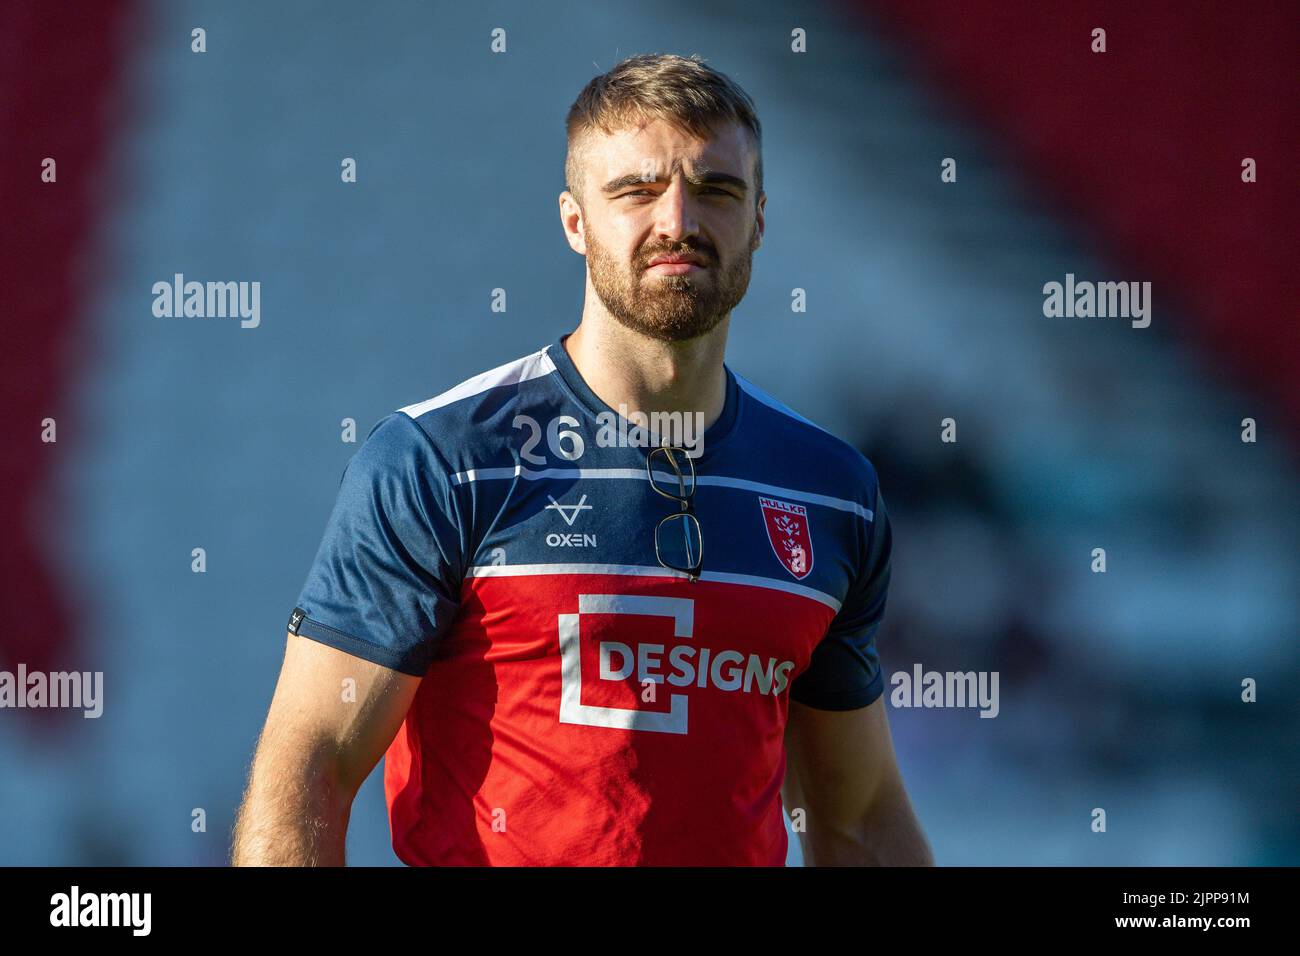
top-left (651, 177), bottom-right (700, 245)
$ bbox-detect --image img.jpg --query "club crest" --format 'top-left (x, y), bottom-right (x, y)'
top-left (758, 496), bottom-right (813, 579)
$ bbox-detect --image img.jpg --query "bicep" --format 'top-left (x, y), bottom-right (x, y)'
top-left (258, 632), bottom-right (422, 797)
top-left (783, 695), bottom-right (903, 825)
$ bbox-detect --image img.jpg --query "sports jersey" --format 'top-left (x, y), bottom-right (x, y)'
top-left (288, 332), bottom-right (892, 866)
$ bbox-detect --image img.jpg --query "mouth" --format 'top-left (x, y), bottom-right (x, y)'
top-left (645, 253), bottom-right (707, 275)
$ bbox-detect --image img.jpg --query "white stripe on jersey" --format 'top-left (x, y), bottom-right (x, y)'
top-left (399, 346), bottom-right (557, 418)
top-left (466, 561), bottom-right (843, 611)
top-left (449, 464), bottom-right (873, 521)
top-left (733, 371), bottom-right (832, 435)
top-left (451, 465), bottom-right (646, 484)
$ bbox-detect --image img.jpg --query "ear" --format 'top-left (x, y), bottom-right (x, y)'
top-left (559, 190), bottom-right (587, 256)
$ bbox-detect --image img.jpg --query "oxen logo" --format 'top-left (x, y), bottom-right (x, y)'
top-left (546, 493), bottom-right (591, 526)
top-left (758, 496), bottom-right (813, 579)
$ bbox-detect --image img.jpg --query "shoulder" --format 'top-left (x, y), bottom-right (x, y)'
top-left (390, 344), bottom-right (559, 472)
top-left (397, 344), bottom-right (557, 423)
top-left (733, 369), bottom-right (882, 506)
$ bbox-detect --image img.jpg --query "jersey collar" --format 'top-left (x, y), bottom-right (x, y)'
top-left (547, 331), bottom-right (743, 460)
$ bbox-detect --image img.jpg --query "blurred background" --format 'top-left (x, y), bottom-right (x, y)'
top-left (2, 0), bottom-right (1296, 865)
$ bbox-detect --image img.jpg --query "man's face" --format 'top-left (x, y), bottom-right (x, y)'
top-left (572, 118), bottom-right (765, 342)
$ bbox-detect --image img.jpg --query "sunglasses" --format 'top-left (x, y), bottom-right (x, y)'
top-left (646, 445), bottom-right (703, 581)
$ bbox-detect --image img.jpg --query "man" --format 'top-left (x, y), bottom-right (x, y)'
top-left (232, 53), bottom-right (931, 866)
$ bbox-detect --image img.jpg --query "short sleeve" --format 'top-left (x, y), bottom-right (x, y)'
top-left (288, 412), bottom-right (464, 676)
top-left (788, 479), bottom-right (892, 710)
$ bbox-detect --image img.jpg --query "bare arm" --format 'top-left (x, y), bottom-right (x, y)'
top-left (231, 633), bottom-right (422, 866)
top-left (782, 695), bottom-right (933, 866)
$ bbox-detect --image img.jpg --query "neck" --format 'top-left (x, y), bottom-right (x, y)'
top-left (562, 313), bottom-right (730, 437)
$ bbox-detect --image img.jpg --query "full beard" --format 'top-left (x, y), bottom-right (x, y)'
top-left (586, 226), bottom-right (756, 343)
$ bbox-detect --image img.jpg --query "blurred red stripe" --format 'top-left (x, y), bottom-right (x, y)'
top-left (0, 1), bottom-right (136, 694)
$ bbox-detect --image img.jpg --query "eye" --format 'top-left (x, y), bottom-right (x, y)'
top-left (621, 187), bottom-right (732, 199)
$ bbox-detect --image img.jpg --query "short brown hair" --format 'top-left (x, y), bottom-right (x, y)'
top-left (564, 53), bottom-right (763, 208)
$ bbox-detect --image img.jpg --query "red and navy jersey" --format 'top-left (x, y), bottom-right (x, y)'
top-left (290, 332), bottom-right (892, 866)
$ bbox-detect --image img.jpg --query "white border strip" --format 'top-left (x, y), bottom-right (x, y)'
top-left (696, 475), bottom-right (872, 520)
top-left (449, 464), bottom-right (871, 521)
top-left (467, 561), bottom-right (842, 612)
top-left (451, 465), bottom-right (644, 484)
top-left (399, 347), bottom-right (557, 419)
top-left (733, 371), bottom-right (831, 435)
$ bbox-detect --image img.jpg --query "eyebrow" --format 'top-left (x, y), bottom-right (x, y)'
top-left (600, 166), bottom-right (749, 196)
